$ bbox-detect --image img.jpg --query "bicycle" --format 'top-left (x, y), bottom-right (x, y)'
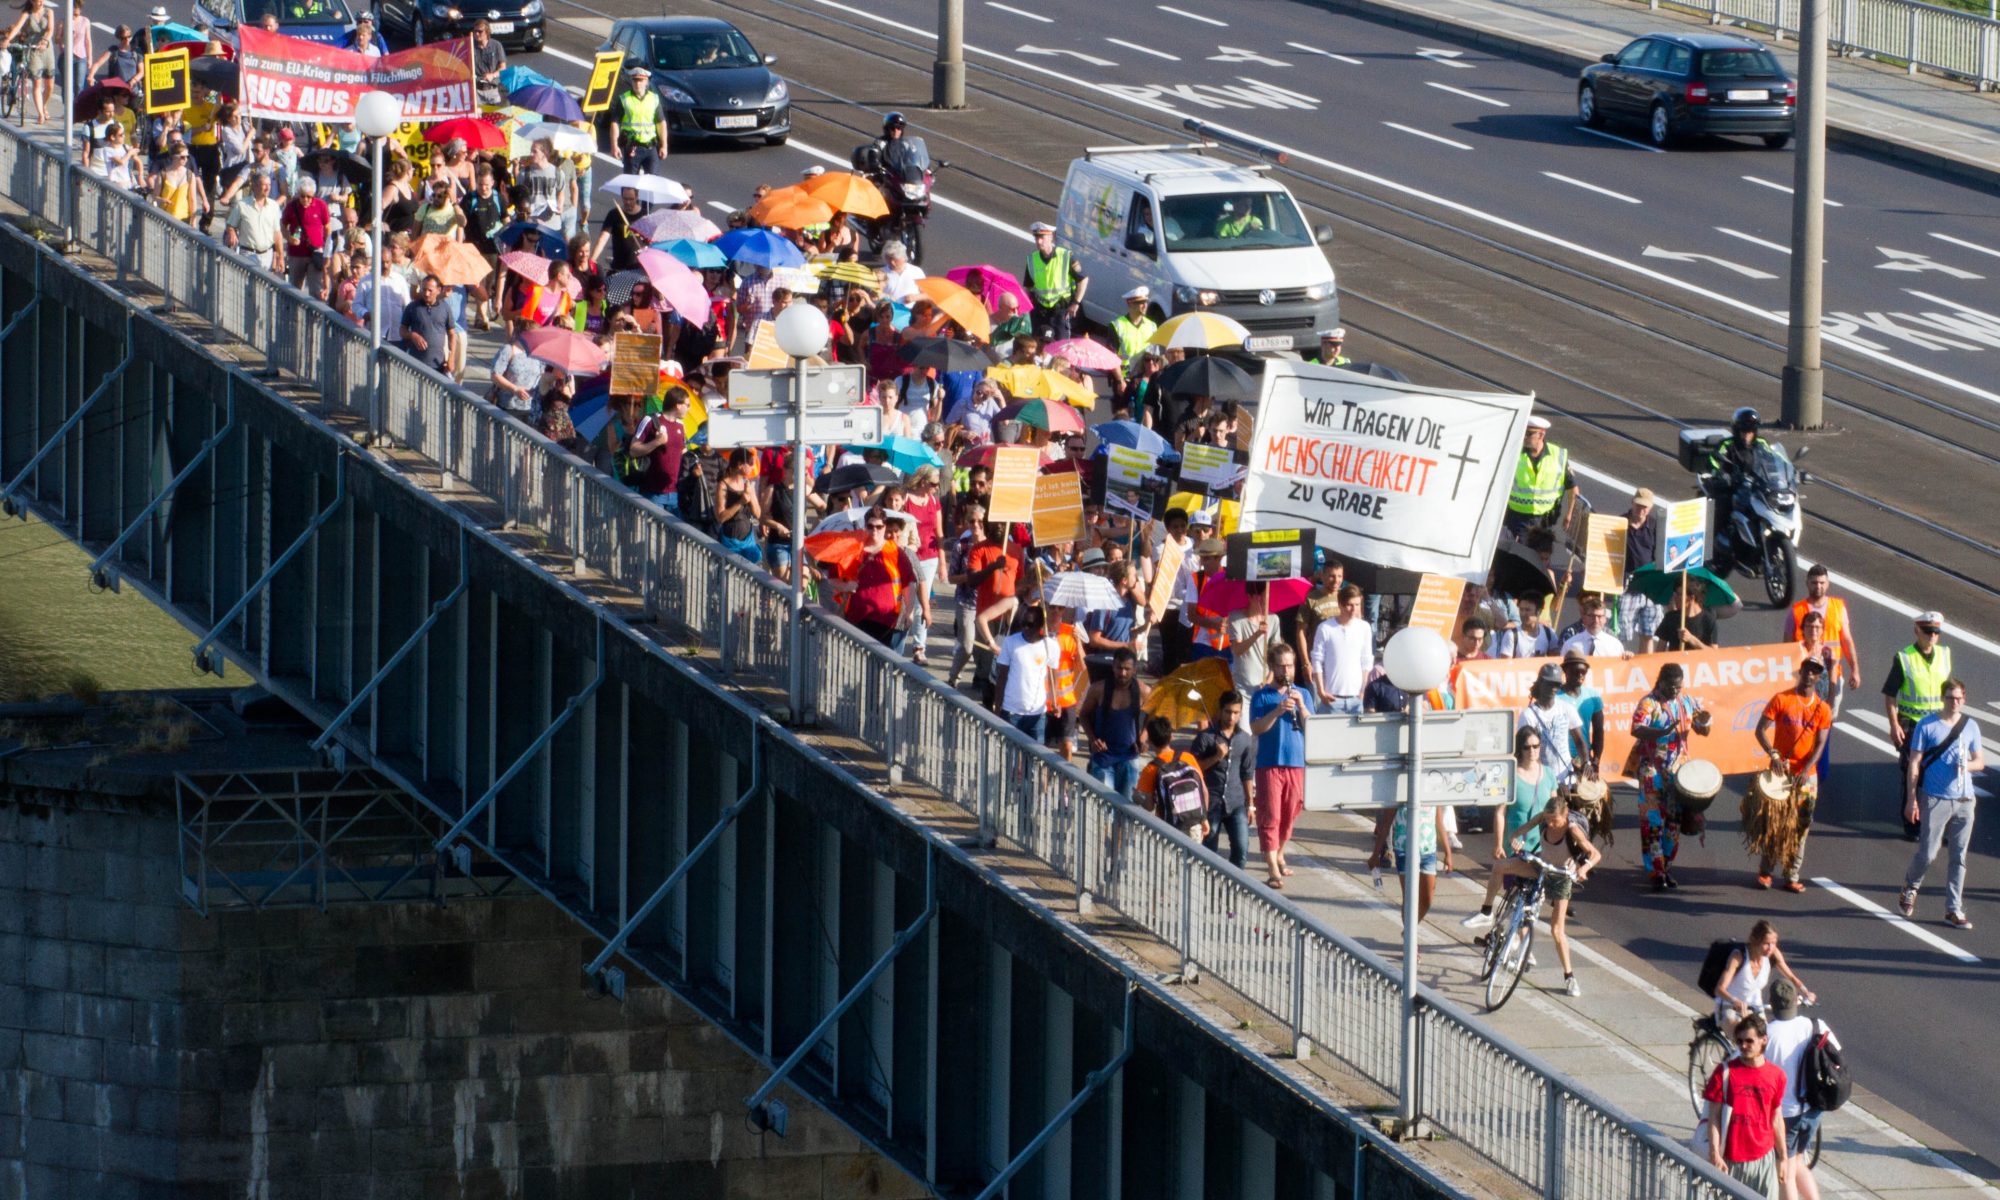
top-left (0, 51), bottom-right (21, 125)
top-left (1477, 853), bottom-right (1576, 1011)
top-left (1686, 1001), bottom-right (1823, 1168)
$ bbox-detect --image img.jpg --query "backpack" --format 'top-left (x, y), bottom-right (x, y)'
top-left (677, 454), bottom-right (715, 535)
top-left (1154, 756), bottom-right (1206, 833)
top-left (1697, 939), bottom-right (1746, 999)
top-left (1797, 1020), bottom-right (1851, 1112)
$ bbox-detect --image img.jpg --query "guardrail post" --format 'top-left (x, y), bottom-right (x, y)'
top-left (977, 735), bottom-right (994, 845)
top-left (883, 671), bottom-right (904, 786)
top-left (1290, 927), bottom-right (1311, 1059)
top-left (715, 570), bottom-right (734, 675)
top-left (1074, 788), bottom-right (1092, 913)
top-left (1908, 5), bottom-right (1921, 68)
top-left (1542, 1080), bottom-right (1565, 1199)
top-left (1177, 854), bottom-right (1194, 981)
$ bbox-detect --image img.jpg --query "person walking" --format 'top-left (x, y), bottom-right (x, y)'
top-left (1900, 678), bottom-right (1983, 929)
top-left (1559, 596), bottom-right (1623, 659)
top-left (1367, 783), bottom-right (1454, 924)
top-left (1081, 648), bottom-right (1149, 799)
top-left (399, 274), bottom-right (456, 374)
top-left (1463, 727), bottom-right (1556, 931)
top-left (1518, 663), bottom-right (1588, 787)
top-left (1023, 221), bottom-right (1086, 340)
top-left (1752, 657), bottom-right (1833, 891)
top-left (1617, 488), bottom-right (1662, 650)
top-left (222, 169), bottom-right (282, 272)
top-left (1557, 649), bottom-right (1606, 776)
top-left (1883, 611), bottom-right (1952, 839)
top-left (1193, 689), bottom-right (1255, 869)
top-left (993, 605), bottom-right (1059, 742)
top-left (1248, 645), bottom-right (1314, 890)
top-left (1630, 662), bottom-right (1709, 891)
top-left (1701, 1014), bottom-right (1792, 1199)
top-left (1503, 415), bottom-right (1577, 537)
top-left (1308, 583), bottom-right (1372, 714)
top-left (1109, 287), bottom-right (1156, 374)
top-left (1764, 979), bottom-right (1837, 1200)
top-left (1135, 717), bottom-right (1208, 842)
top-left (1304, 327), bottom-right (1351, 367)
top-left (1711, 919), bottom-right (1815, 1030)
top-left (1786, 564), bottom-right (1861, 699)
top-left (609, 67), bottom-right (668, 175)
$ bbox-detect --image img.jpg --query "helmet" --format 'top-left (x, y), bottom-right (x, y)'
top-left (883, 111), bottom-right (907, 133)
top-left (1731, 406), bottom-right (1761, 434)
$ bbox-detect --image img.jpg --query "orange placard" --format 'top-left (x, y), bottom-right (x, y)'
top-left (1032, 472), bottom-right (1086, 546)
top-left (987, 446), bottom-right (1039, 523)
top-left (1406, 574), bottom-right (1467, 643)
top-left (1454, 643), bottom-right (1808, 781)
top-left (1581, 513), bottom-right (1628, 596)
top-left (1147, 536), bottom-right (1184, 620)
top-left (610, 332), bottom-right (662, 398)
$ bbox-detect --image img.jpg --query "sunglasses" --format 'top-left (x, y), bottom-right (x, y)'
top-left (865, 522), bottom-right (887, 530)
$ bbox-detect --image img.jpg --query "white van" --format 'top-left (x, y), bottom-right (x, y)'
top-left (1055, 141), bottom-right (1337, 352)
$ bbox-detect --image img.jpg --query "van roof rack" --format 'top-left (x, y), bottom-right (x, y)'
top-left (1082, 143), bottom-right (1213, 159)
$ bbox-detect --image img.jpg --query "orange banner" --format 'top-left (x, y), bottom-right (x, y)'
top-left (1454, 642), bottom-right (1809, 781)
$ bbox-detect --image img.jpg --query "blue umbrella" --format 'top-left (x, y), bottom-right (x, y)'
top-left (149, 21), bottom-right (205, 45)
top-left (509, 83), bottom-right (585, 124)
top-left (657, 237), bottom-right (726, 270)
top-left (715, 228), bottom-right (806, 269)
top-left (851, 435), bottom-right (944, 475)
top-left (499, 65), bottom-right (558, 94)
top-left (1093, 419), bottom-right (1171, 458)
top-left (570, 387), bottom-right (612, 442)
top-left (495, 222), bottom-right (568, 259)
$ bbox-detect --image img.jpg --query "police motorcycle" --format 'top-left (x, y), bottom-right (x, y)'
top-left (850, 111), bottom-right (943, 265)
top-left (1682, 408), bottom-right (1810, 607)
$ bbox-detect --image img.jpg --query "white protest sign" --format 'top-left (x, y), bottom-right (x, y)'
top-left (1240, 362), bottom-right (1535, 578)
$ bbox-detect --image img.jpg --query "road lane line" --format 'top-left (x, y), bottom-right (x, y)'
top-left (1717, 226), bottom-right (1791, 255)
top-left (1106, 38), bottom-right (1180, 61)
top-left (986, 1), bottom-right (1052, 21)
top-left (1812, 878), bottom-right (1980, 963)
top-left (1416, 47), bottom-right (1476, 68)
top-left (1930, 231), bottom-right (2000, 260)
top-left (1426, 81), bottom-right (1507, 106)
top-left (1542, 171), bottom-right (1640, 204)
top-left (1836, 720), bottom-right (1898, 757)
top-left (1287, 41), bottom-right (1364, 65)
top-left (1574, 126), bottom-right (1664, 152)
top-left (1744, 175), bottom-right (1843, 206)
top-left (1384, 122), bottom-right (1472, 150)
top-left (1157, 4), bottom-right (1227, 24)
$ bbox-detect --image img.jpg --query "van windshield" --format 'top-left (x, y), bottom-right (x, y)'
top-left (1158, 191), bottom-right (1312, 252)
top-left (241, 0), bottom-right (353, 24)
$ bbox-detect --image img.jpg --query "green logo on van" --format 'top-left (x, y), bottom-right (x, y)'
top-left (1091, 183), bottom-right (1118, 239)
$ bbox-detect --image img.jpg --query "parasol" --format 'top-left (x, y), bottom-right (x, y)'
top-left (944, 264), bottom-right (1030, 313)
top-left (1157, 354), bottom-right (1257, 401)
top-left (898, 336), bottom-right (990, 375)
top-left (913, 276), bottom-right (992, 342)
top-left (634, 208), bottom-right (721, 243)
top-left (1197, 575), bottom-right (1312, 615)
top-left (995, 396), bottom-right (1087, 435)
top-left (799, 170), bottom-right (889, 218)
top-left (1149, 311), bottom-right (1250, 351)
top-left (1044, 337), bottom-right (1122, 373)
top-left (1041, 571), bottom-right (1123, 612)
top-left (1144, 659), bottom-right (1236, 728)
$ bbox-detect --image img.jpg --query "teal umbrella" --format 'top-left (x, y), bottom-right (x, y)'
top-left (658, 237), bottom-right (726, 270)
top-left (1627, 563), bottom-right (1738, 609)
top-left (849, 435), bottom-right (943, 475)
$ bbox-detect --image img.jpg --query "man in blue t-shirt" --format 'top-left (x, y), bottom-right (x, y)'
top-left (1900, 678), bottom-right (1985, 928)
top-left (1557, 648), bottom-right (1605, 775)
top-left (1248, 644), bottom-right (1316, 890)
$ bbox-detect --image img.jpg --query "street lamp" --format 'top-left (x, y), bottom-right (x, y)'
top-left (1381, 624), bottom-right (1453, 1135)
top-left (773, 302), bottom-right (829, 722)
top-left (355, 90), bottom-right (402, 439)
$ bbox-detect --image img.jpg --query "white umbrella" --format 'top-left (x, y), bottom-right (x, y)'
top-left (812, 508), bottom-right (913, 535)
top-left (522, 123), bottom-right (596, 155)
top-left (1042, 571), bottom-right (1122, 611)
top-left (600, 173), bottom-right (690, 206)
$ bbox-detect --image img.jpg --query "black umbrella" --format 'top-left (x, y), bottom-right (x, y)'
top-left (1348, 360), bottom-right (1410, 382)
top-left (1489, 542), bottom-right (1558, 601)
top-left (898, 336), bottom-right (992, 374)
top-left (190, 55), bottom-right (238, 97)
top-left (299, 148), bottom-right (371, 187)
top-left (813, 462), bottom-right (902, 495)
top-left (1158, 354), bottom-right (1257, 401)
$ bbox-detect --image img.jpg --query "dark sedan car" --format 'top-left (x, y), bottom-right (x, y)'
top-left (596, 17), bottom-right (790, 146)
top-left (378, 0), bottom-right (546, 53)
top-left (1579, 33), bottom-right (1795, 148)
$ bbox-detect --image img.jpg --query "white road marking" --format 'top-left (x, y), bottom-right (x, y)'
top-left (1543, 172), bottom-right (1641, 204)
top-left (1157, 4), bottom-right (1227, 24)
top-left (1425, 81), bottom-right (1507, 106)
top-left (1384, 122), bottom-right (1472, 150)
top-left (1575, 126), bottom-right (1664, 153)
top-left (1641, 246), bottom-right (1777, 279)
top-left (1876, 246), bottom-right (1984, 280)
top-left (1930, 231), bottom-right (2000, 260)
top-left (1107, 38), bottom-right (1180, 61)
top-left (705, 201), bottom-right (733, 214)
top-left (1016, 44), bottom-right (1118, 66)
top-left (1835, 720), bottom-right (1898, 757)
top-left (1286, 41), bottom-right (1364, 65)
top-left (1846, 709), bottom-right (1891, 733)
top-left (1812, 878), bottom-right (1980, 964)
top-left (1743, 174), bottom-right (1842, 205)
top-left (1416, 47), bottom-right (1475, 68)
top-left (1210, 46), bottom-right (1291, 67)
top-left (1717, 226), bottom-right (1792, 255)
top-left (986, 1), bottom-right (1052, 21)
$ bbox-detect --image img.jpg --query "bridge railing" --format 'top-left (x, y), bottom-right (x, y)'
top-left (6, 126), bottom-right (1756, 1200)
top-left (1642, 0), bottom-right (2000, 88)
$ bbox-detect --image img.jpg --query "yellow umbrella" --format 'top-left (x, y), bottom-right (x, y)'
top-left (811, 260), bottom-right (881, 289)
top-left (800, 170), bottom-right (890, 219)
top-left (914, 276), bottom-right (993, 342)
top-left (748, 185), bottom-right (836, 230)
top-left (1144, 659), bottom-right (1235, 728)
top-left (986, 364), bottom-right (1095, 408)
top-left (1168, 491), bottom-right (1241, 535)
top-left (1150, 311), bottom-right (1251, 351)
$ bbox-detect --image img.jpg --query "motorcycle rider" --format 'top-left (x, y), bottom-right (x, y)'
top-left (1706, 407), bottom-right (1770, 569)
top-left (853, 113), bottom-right (929, 256)
top-left (877, 112), bottom-right (924, 182)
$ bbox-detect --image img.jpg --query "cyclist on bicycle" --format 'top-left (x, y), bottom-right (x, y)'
top-left (1713, 919), bottom-right (1816, 1031)
top-left (1511, 798), bottom-right (1599, 995)
top-left (1465, 726), bottom-right (1555, 928)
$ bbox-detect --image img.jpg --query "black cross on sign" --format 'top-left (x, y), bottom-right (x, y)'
top-left (1448, 435), bottom-right (1482, 501)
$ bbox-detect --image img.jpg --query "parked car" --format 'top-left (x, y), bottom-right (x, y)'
top-left (192, 0), bottom-right (356, 45)
top-left (1579, 32), bottom-right (1795, 148)
top-left (595, 17), bottom-right (790, 146)
top-left (378, 0), bottom-right (545, 52)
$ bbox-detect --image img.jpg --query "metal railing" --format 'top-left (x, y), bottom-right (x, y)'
top-left (4, 125), bottom-right (1757, 1200)
top-left (1650, 0), bottom-right (2000, 88)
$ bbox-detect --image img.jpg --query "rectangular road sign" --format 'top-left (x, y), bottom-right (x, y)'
top-left (727, 365), bottom-right (867, 411)
top-left (1303, 757), bottom-right (1514, 811)
top-left (1304, 709), bottom-right (1514, 764)
top-left (706, 405), bottom-right (881, 449)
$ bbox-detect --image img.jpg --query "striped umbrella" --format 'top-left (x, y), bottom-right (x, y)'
top-left (1149, 311), bottom-right (1251, 351)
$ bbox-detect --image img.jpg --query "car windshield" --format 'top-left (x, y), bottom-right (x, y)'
top-left (240, 0), bottom-right (352, 23)
top-left (1698, 48), bottom-right (1783, 77)
top-left (1158, 191), bottom-right (1313, 252)
top-left (648, 29), bottom-right (762, 70)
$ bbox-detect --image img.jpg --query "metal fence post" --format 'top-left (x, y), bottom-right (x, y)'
top-left (1908, 6), bottom-right (1921, 68)
top-left (1178, 853), bottom-right (1194, 980)
top-left (1542, 1080), bottom-right (1566, 1199)
top-left (1290, 926), bottom-right (1311, 1059)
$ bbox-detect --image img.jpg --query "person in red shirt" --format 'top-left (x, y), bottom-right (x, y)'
top-left (280, 175), bottom-right (332, 299)
top-left (833, 505), bottom-right (929, 650)
top-left (1702, 1014), bottom-right (1791, 1197)
top-left (963, 520), bottom-right (1020, 705)
top-left (1752, 659), bottom-right (1834, 890)
top-left (902, 465), bottom-right (945, 666)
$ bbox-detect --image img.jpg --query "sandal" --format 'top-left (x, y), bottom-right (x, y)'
top-left (1266, 878), bottom-right (1284, 890)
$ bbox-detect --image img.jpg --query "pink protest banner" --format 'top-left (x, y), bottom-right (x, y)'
top-left (239, 28), bottom-right (475, 123)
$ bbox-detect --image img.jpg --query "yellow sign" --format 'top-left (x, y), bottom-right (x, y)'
top-left (1581, 513), bottom-right (1628, 596)
top-left (1032, 473), bottom-right (1087, 547)
top-left (143, 49), bottom-right (191, 115)
top-left (1147, 537), bottom-right (1185, 622)
top-left (582, 51), bottom-right (625, 115)
top-left (610, 332), bottom-right (663, 398)
top-left (986, 446), bottom-right (1040, 524)
top-left (1407, 574), bottom-right (1468, 645)
top-left (744, 321), bottom-right (787, 370)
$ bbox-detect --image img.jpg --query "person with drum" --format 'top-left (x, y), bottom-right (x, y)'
top-left (1629, 662), bottom-right (1712, 892)
top-left (1752, 658), bottom-right (1834, 892)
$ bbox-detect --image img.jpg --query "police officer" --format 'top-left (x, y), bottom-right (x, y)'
top-left (1110, 286), bottom-right (1156, 372)
top-left (1024, 220), bottom-right (1086, 341)
top-left (1504, 415), bottom-right (1576, 536)
top-left (1305, 327), bottom-right (1351, 366)
top-left (609, 66), bottom-right (667, 177)
top-left (1883, 610), bottom-right (1953, 839)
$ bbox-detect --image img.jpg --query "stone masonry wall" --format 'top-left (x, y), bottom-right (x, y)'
top-left (0, 791), bottom-right (927, 1200)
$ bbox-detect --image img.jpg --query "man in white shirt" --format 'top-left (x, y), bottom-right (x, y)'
top-left (879, 240), bottom-right (925, 304)
top-left (993, 605), bottom-right (1059, 743)
top-left (350, 258), bottom-right (410, 337)
top-left (1763, 980), bottom-right (1836, 1200)
top-left (1518, 664), bottom-right (1588, 785)
top-left (222, 170), bottom-right (283, 272)
top-left (1495, 600), bottom-right (1559, 659)
top-left (1309, 584), bottom-right (1374, 714)
top-left (1559, 596), bottom-right (1623, 659)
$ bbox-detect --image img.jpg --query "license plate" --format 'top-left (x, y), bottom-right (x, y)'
top-left (486, 20), bottom-right (513, 31)
top-left (1243, 334), bottom-right (1294, 352)
top-left (714, 114), bottom-right (757, 129)
top-left (1727, 88), bottom-right (1769, 101)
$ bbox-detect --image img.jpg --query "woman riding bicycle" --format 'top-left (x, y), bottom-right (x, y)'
top-left (1509, 798), bottom-right (1600, 996)
top-left (1464, 727), bottom-right (1558, 928)
top-left (1713, 919), bottom-right (1816, 1030)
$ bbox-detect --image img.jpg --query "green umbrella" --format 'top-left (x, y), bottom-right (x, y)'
top-left (1627, 563), bottom-right (1738, 608)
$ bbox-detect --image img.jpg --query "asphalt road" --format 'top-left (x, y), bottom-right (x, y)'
top-left (89, 0), bottom-right (2000, 1167)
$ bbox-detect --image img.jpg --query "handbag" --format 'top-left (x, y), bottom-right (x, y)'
top-left (1689, 1061), bottom-right (1732, 1158)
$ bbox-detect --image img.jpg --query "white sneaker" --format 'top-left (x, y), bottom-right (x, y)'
top-left (1565, 976), bottom-right (1581, 998)
top-left (1527, 952), bottom-right (1538, 968)
top-left (1460, 910), bottom-right (1495, 930)
top-left (1448, 833), bottom-right (1464, 850)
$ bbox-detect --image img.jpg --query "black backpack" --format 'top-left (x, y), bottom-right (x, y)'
top-left (1697, 939), bottom-right (1746, 999)
top-left (1797, 1020), bottom-right (1851, 1112)
top-left (676, 455), bottom-right (715, 535)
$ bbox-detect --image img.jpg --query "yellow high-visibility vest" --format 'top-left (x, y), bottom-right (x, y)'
top-left (1894, 643), bottom-right (1952, 723)
top-left (1110, 313), bottom-right (1155, 367)
top-left (1025, 248), bottom-right (1076, 308)
top-left (1508, 446), bottom-right (1568, 516)
top-left (618, 90), bottom-right (662, 142)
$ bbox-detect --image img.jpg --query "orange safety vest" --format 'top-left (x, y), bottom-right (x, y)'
top-left (1047, 623), bottom-right (1086, 712)
top-left (1189, 570), bottom-right (1232, 651)
top-left (1790, 596), bottom-right (1848, 654)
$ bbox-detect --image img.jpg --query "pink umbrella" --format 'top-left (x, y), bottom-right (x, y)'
top-left (945, 263), bottom-right (1031, 312)
top-left (634, 209), bottom-right (722, 243)
top-left (1044, 337), bottom-right (1122, 373)
top-left (499, 250), bottom-right (552, 286)
top-left (1197, 575), bottom-right (1313, 614)
top-left (519, 327), bottom-right (608, 374)
top-left (635, 248), bottom-right (714, 328)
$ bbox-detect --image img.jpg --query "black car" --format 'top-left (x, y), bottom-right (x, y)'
top-left (378, 0), bottom-right (545, 53)
top-left (1579, 33), bottom-right (1795, 148)
top-left (596, 17), bottom-right (790, 146)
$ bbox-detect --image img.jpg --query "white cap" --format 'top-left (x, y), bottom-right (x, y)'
top-left (1525, 415), bottom-right (1552, 431)
top-left (1028, 221), bottom-right (1056, 235)
top-left (1916, 610), bottom-right (1945, 629)
top-left (1317, 327), bottom-right (1346, 339)
top-left (1122, 285), bottom-right (1150, 301)
top-left (801, 165), bottom-right (825, 178)
top-left (630, 66), bottom-right (652, 78)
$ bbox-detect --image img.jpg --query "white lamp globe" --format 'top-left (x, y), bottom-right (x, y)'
top-left (1383, 626), bottom-right (1453, 694)
top-left (355, 91), bottom-right (403, 139)
top-left (773, 303), bottom-right (830, 360)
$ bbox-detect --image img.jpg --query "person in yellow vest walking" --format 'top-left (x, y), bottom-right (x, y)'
top-left (1883, 611), bottom-right (1952, 840)
top-left (609, 67), bottom-right (668, 177)
top-left (1504, 414), bottom-right (1577, 537)
top-left (1110, 286), bottom-right (1157, 373)
top-left (1304, 327), bottom-right (1351, 367)
top-left (1024, 220), bottom-right (1087, 341)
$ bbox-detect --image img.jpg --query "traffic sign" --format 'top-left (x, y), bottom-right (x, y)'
top-left (728, 365), bottom-right (867, 411)
top-left (1302, 708), bottom-right (1515, 811)
top-left (707, 405), bottom-right (881, 449)
top-left (1304, 709), bottom-right (1513, 764)
top-left (1303, 758), bottom-right (1513, 811)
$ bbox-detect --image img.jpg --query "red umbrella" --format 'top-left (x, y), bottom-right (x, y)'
top-left (803, 530), bottom-right (869, 572)
top-left (520, 327), bottom-right (607, 374)
top-left (75, 78), bottom-right (136, 113)
top-left (956, 444), bottom-right (1000, 469)
top-left (426, 117), bottom-right (506, 151)
top-left (1197, 575), bottom-right (1312, 614)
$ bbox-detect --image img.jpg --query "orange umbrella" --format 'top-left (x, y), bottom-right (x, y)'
top-left (748, 185), bottom-right (836, 230)
top-left (914, 277), bottom-right (992, 342)
top-left (411, 235), bottom-right (492, 287)
top-left (800, 170), bottom-right (890, 219)
top-left (803, 530), bottom-right (868, 573)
